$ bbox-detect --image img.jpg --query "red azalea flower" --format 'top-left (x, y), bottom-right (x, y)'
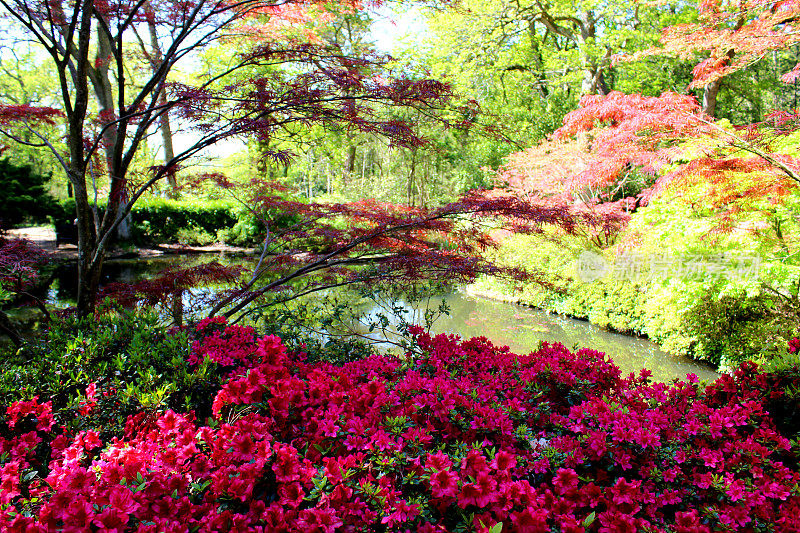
top-left (430, 469), bottom-right (459, 499)
top-left (93, 508), bottom-right (128, 532)
top-left (674, 510), bottom-right (711, 533)
top-left (491, 450), bottom-right (516, 471)
top-left (511, 507), bottom-right (549, 533)
top-left (553, 468), bottom-right (579, 495)
top-left (278, 482), bottom-right (305, 508)
top-left (789, 337), bottom-right (800, 353)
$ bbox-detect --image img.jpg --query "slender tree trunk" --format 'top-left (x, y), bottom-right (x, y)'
top-left (159, 100), bottom-right (178, 196)
top-left (171, 290), bottom-right (183, 327)
top-left (326, 160), bottom-right (331, 195)
top-left (527, 22), bottom-right (550, 99)
top-left (147, 6), bottom-right (178, 197)
top-left (419, 160), bottom-right (428, 208)
top-left (342, 144), bottom-right (356, 186)
top-left (407, 148), bottom-right (417, 206)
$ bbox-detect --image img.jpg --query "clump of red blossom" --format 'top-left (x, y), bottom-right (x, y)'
top-left (2, 320), bottom-right (800, 531)
top-left (789, 337), bottom-right (800, 354)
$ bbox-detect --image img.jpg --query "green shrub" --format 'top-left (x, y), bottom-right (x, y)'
top-left (473, 229), bottom-right (797, 369)
top-left (0, 306), bottom-right (223, 437)
top-left (130, 198), bottom-right (238, 245)
top-left (51, 197), bottom-right (77, 227)
top-left (52, 197), bottom-right (269, 246)
top-left (0, 158), bottom-right (57, 229)
top-left (678, 290), bottom-right (797, 368)
top-left (565, 280), bottom-right (648, 335)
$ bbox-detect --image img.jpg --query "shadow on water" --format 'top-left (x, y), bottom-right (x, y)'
top-left (48, 256), bottom-right (719, 384)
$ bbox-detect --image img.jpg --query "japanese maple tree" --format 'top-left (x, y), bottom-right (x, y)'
top-left (499, 91), bottom-right (800, 230)
top-left (0, 237), bottom-right (49, 346)
top-left (645, 0), bottom-right (800, 116)
top-left (0, 0), bottom-right (467, 316)
top-left (100, 178), bottom-right (612, 324)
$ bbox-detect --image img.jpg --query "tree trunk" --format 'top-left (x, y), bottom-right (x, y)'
top-left (342, 144), bottom-right (356, 186)
top-left (576, 10), bottom-right (609, 96)
top-left (702, 78), bottom-right (722, 118)
top-left (527, 21), bottom-right (549, 99)
top-left (74, 183), bottom-right (104, 316)
top-left (91, 23), bottom-right (130, 242)
top-left (147, 6), bottom-right (178, 197)
top-left (407, 148), bottom-right (417, 206)
top-left (255, 139), bottom-right (270, 178)
top-left (700, 16), bottom-right (743, 118)
top-left (171, 290), bottom-right (183, 327)
top-left (157, 89), bottom-right (177, 195)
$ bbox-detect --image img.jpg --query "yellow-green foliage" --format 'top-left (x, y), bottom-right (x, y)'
top-left (476, 190), bottom-right (800, 368)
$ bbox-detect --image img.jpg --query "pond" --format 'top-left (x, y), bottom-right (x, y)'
top-left (49, 255), bottom-right (719, 384)
top-left (423, 292), bottom-right (719, 383)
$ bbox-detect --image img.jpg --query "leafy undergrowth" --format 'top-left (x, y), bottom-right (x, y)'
top-left (2, 318), bottom-right (800, 532)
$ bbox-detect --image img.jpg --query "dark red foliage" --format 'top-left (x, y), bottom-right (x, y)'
top-left (193, 183), bottom-right (615, 319)
top-left (95, 180), bottom-right (615, 321)
top-left (98, 261), bottom-right (242, 320)
top-left (0, 238), bottom-right (48, 293)
top-left (168, 44), bottom-right (456, 152)
top-left (0, 105), bottom-right (62, 126)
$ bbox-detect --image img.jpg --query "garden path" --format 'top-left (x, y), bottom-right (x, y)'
top-left (7, 226), bottom-right (255, 260)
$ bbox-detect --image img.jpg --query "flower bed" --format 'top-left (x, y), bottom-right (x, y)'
top-left (2, 319), bottom-right (800, 531)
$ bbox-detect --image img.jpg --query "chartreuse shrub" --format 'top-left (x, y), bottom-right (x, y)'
top-left (2, 318), bottom-right (800, 531)
top-left (476, 196), bottom-right (800, 369)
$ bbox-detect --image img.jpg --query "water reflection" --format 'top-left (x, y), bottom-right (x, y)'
top-left (49, 255), bottom-right (251, 306)
top-left (48, 256), bottom-right (719, 383)
top-left (429, 292), bottom-right (719, 384)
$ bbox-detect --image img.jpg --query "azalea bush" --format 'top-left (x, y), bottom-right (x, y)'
top-left (2, 319), bottom-right (800, 531)
top-left (0, 308), bottom-right (219, 437)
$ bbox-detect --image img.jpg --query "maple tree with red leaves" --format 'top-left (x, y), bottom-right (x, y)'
top-left (0, 105), bottom-right (62, 128)
top-left (643, 0), bottom-right (800, 116)
top-left (0, 104), bottom-right (63, 158)
top-left (0, 237), bottom-right (49, 345)
top-left (499, 91), bottom-right (800, 233)
top-left (99, 180), bottom-right (613, 324)
top-left (0, 0), bottom-right (480, 316)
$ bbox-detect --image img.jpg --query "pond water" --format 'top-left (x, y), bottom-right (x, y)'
top-left (424, 292), bottom-right (719, 383)
top-left (49, 255), bottom-right (719, 384)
